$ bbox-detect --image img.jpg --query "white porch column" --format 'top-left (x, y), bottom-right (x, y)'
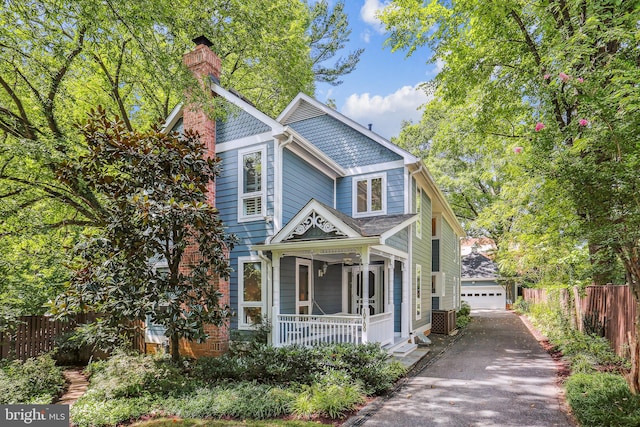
top-left (387, 257), bottom-right (395, 320)
top-left (272, 251), bottom-right (282, 346)
top-left (401, 261), bottom-right (409, 338)
top-left (360, 249), bottom-right (370, 344)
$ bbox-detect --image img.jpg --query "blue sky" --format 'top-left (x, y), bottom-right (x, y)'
top-left (315, 0), bottom-right (440, 140)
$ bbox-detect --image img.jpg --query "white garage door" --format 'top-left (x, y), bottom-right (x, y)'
top-left (461, 286), bottom-right (505, 310)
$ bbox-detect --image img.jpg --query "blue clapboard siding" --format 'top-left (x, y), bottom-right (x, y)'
top-left (335, 167), bottom-right (406, 216)
top-left (278, 258), bottom-right (343, 315)
top-left (386, 229), bottom-right (408, 252)
top-left (288, 115), bottom-right (402, 169)
top-left (282, 149), bottom-right (334, 223)
top-left (335, 176), bottom-right (351, 213)
top-left (216, 105), bottom-right (271, 143)
top-left (313, 261), bottom-right (343, 314)
top-left (216, 141), bottom-right (275, 329)
top-left (280, 257), bottom-right (296, 315)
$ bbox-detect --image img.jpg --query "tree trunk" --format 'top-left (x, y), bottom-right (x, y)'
top-left (171, 332), bottom-right (180, 362)
top-left (627, 304), bottom-right (640, 394)
top-left (623, 252), bottom-right (640, 394)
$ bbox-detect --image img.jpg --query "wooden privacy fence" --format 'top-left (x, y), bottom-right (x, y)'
top-left (0, 314), bottom-right (145, 361)
top-left (523, 285), bottom-right (636, 357)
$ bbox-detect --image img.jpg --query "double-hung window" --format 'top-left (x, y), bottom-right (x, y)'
top-left (238, 257), bottom-right (265, 329)
top-left (239, 146), bottom-right (266, 221)
top-left (353, 173), bottom-right (386, 217)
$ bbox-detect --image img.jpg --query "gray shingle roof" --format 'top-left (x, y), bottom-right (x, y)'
top-left (462, 250), bottom-right (498, 278)
top-left (317, 200), bottom-right (415, 237)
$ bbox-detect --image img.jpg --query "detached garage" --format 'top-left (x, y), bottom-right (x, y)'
top-left (461, 248), bottom-right (504, 310)
top-left (461, 283), bottom-right (505, 310)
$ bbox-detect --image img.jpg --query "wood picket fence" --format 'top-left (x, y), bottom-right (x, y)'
top-left (0, 314), bottom-right (145, 361)
top-left (523, 285), bottom-right (636, 357)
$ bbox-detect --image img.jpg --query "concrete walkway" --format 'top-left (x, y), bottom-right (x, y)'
top-left (352, 310), bottom-right (574, 427)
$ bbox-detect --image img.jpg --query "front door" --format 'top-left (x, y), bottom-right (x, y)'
top-left (296, 259), bottom-right (312, 315)
top-left (345, 265), bottom-right (384, 315)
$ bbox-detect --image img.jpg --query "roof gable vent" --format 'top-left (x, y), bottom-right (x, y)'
top-left (283, 99), bottom-right (326, 124)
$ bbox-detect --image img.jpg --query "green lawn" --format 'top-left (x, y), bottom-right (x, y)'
top-left (130, 418), bottom-right (329, 427)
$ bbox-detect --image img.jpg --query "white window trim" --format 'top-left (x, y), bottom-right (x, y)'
top-left (432, 271), bottom-right (446, 297)
top-left (352, 172), bottom-right (387, 218)
top-left (238, 145), bottom-right (267, 222)
top-left (415, 264), bottom-right (422, 321)
top-left (296, 258), bottom-right (313, 315)
top-left (238, 256), bottom-right (266, 330)
top-left (432, 214), bottom-right (441, 239)
top-left (416, 188), bottom-right (422, 239)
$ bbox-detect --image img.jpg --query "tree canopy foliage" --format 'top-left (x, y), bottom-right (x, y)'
top-left (382, 0), bottom-right (640, 389)
top-left (0, 0), bottom-right (362, 314)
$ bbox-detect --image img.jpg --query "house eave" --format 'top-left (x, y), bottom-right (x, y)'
top-left (278, 93), bottom-right (419, 164)
top-left (380, 214), bottom-right (419, 243)
top-left (252, 237), bottom-right (381, 254)
top-left (409, 161), bottom-right (466, 237)
top-left (281, 127), bottom-right (346, 178)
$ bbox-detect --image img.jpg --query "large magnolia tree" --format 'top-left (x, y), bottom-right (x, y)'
top-left (382, 0), bottom-right (640, 390)
top-left (55, 109), bottom-right (236, 361)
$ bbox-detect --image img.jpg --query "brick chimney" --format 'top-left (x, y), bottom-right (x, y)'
top-left (176, 37), bottom-right (229, 358)
top-left (182, 36), bottom-right (220, 206)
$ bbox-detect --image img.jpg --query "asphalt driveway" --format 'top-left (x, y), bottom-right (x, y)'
top-left (354, 310), bottom-right (574, 427)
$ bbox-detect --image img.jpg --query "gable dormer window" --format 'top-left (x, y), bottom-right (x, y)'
top-left (352, 173), bottom-right (386, 217)
top-left (239, 146), bottom-right (266, 221)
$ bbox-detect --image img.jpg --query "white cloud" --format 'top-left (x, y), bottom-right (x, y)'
top-left (360, 0), bottom-right (389, 34)
top-left (361, 29), bottom-right (371, 44)
top-left (341, 83), bottom-right (432, 139)
top-left (425, 58), bottom-right (445, 78)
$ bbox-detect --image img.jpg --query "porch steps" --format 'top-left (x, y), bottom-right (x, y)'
top-left (388, 341), bottom-right (418, 357)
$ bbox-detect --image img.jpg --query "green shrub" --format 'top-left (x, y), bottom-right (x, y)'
top-left (194, 343), bottom-right (405, 395)
top-left (458, 301), bottom-right (471, 317)
top-left (292, 382), bottom-right (363, 419)
top-left (511, 296), bottom-right (530, 314)
top-left (194, 345), bottom-right (320, 385)
top-left (85, 350), bottom-right (192, 399)
top-left (71, 393), bottom-right (160, 427)
top-left (566, 373), bottom-right (640, 427)
top-left (570, 354), bottom-right (596, 374)
top-left (320, 343), bottom-right (405, 395)
top-left (165, 383), bottom-right (295, 420)
top-left (0, 353), bottom-right (65, 404)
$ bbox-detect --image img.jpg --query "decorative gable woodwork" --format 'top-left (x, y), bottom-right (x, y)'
top-left (283, 210), bottom-right (347, 241)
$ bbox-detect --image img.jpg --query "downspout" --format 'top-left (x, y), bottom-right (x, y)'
top-left (274, 133), bottom-right (294, 232)
top-left (406, 163), bottom-right (423, 337)
top-left (258, 249), bottom-right (273, 342)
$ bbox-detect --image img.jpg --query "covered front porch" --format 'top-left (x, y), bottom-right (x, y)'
top-left (252, 200), bottom-right (417, 349)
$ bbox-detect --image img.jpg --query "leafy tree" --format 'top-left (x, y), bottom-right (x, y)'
top-left (0, 0), bottom-right (361, 313)
top-left (308, 0), bottom-right (364, 86)
top-left (54, 109), bottom-right (236, 361)
top-left (394, 90), bottom-right (592, 299)
top-left (381, 0), bottom-right (640, 390)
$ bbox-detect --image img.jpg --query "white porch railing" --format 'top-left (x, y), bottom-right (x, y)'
top-left (276, 314), bottom-right (362, 346)
top-left (275, 312), bottom-right (394, 347)
top-left (368, 312), bottom-right (394, 346)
